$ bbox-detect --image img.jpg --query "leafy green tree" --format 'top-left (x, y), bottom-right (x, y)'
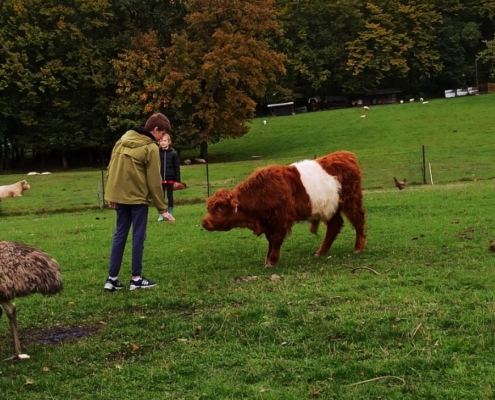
top-left (345, 0), bottom-right (442, 94)
top-left (478, 38), bottom-right (495, 78)
top-left (430, 0), bottom-right (492, 92)
top-left (0, 0), bottom-right (114, 169)
top-left (275, 0), bottom-right (362, 99)
top-left (478, 0), bottom-right (495, 80)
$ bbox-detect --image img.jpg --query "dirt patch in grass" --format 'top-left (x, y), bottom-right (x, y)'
top-left (23, 325), bottom-right (101, 345)
top-left (105, 350), bottom-right (136, 362)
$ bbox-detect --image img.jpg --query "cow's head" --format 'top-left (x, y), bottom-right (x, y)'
top-left (21, 180), bottom-right (31, 191)
top-left (201, 189), bottom-right (242, 231)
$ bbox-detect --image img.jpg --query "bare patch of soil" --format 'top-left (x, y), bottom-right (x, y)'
top-left (105, 351), bottom-right (134, 361)
top-left (23, 325), bottom-right (100, 345)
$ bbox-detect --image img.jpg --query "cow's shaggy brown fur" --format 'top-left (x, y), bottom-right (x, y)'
top-left (202, 151), bottom-right (366, 266)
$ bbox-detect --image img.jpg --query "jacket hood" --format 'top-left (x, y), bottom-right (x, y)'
top-left (121, 127), bottom-right (156, 148)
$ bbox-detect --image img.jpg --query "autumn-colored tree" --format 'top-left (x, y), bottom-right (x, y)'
top-left (109, 32), bottom-right (169, 134)
top-left (106, 1), bottom-right (187, 136)
top-left (160, 0), bottom-right (286, 155)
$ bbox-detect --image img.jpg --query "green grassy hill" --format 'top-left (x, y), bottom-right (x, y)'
top-left (195, 94), bottom-right (495, 189)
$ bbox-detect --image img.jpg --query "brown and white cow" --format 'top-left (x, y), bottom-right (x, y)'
top-left (201, 151), bottom-right (366, 266)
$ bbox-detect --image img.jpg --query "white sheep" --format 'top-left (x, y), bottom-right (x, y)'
top-left (360, 115), bottom-right (367, 119)
top-left (409, 98), bottom-right (414, 102)
top-left (363, 106), bottom-right (370, 111)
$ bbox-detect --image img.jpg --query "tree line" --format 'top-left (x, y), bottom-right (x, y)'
top-left (1, 0), bottom-right (494, 171)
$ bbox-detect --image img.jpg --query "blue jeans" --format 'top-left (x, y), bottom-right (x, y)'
top-left (108, 204), bottom-right (148, 277)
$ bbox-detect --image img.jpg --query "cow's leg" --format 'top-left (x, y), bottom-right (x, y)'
top-left (264, 231), bottom-right (286, 267)
top-left (265, 241), bottom-right (274, 266)
top-left (315, 212), bottom-right (344, 256)
top-left (309, 220), bottom-right (319, 235)
top-left (342, 204), bottom-right (366, 253)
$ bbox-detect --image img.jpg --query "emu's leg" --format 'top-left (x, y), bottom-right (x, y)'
top-left (1, 301), bottom-right (29, 361)
top-left (314, 213), bottom-right (344, 256)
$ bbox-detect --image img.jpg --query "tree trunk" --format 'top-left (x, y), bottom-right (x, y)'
top-left (62, 151), bottom-right (69, 170)
top-left (199, 140), bottom-right (208, 161)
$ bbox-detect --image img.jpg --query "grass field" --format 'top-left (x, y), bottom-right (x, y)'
top-left (1, 94), bottom-right (495, 399)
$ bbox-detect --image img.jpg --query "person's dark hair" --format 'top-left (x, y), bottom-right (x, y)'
top-left (144, 113), bottom-right (171, 133)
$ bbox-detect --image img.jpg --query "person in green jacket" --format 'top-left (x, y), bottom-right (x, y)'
top-left (104, 113), bottom-right (174, 291)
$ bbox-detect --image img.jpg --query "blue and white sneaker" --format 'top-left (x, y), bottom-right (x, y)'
top-left (130, 277), bottom-right (157, 291)
top-left (104, 278), bottom-right (125, 291)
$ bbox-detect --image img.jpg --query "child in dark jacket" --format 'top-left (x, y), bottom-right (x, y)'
top-left (158, 134), bottom-right (181, 221)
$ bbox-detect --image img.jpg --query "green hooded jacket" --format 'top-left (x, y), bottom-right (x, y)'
top-left (105, 128), bottom-right (168, 213)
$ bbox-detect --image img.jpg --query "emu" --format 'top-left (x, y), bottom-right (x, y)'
top-left (0, 241), bottom-right (63, 361)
